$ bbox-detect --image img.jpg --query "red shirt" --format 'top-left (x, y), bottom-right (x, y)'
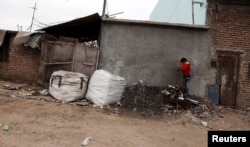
top-left (179, 61), bottom-right (191, 76)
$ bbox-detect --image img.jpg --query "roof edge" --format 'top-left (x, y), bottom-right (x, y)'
top-left (103, 18), bottom-right (210, 29)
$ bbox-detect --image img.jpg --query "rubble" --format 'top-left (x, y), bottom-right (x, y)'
top-left (121, 81), bottom-right (222, 119)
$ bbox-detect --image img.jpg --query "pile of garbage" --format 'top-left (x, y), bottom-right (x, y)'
top-left (120, 81), bottom-right (220, 119)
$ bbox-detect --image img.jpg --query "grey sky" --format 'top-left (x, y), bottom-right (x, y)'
top-left (0, 0), bottom-right (158, 31)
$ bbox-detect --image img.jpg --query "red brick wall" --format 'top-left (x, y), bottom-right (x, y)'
top-left (0, 33), bottom-right (40, 82)
top-left (211, 3), bottom-right (250, 107)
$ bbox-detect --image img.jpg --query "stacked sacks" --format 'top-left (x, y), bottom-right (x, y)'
top-left (49, 70), bottom-right (88, 103)
top-left (86, 69), bottom-right (126, 106)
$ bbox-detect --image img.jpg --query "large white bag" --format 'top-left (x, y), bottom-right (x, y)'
top-left (49, 70), bottom-right (88, 102)
top-left (86, 69), bottom-right (126, 106)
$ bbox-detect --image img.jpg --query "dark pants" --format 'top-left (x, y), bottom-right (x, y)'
top-left (182, 76), bottom-right (191, 95)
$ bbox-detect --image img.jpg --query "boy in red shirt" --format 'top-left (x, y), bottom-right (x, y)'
top-left (178, 58), bottom-right (191, 97)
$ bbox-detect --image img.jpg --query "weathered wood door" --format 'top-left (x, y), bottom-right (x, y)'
top-left (216, 51), bottom-right (239, 106)
top-left (38, 39), bottom-right (75, 86)
top-left (38, 35), bottom-right (99, 86)
top-left (73, 43), bottom-right (99, 78)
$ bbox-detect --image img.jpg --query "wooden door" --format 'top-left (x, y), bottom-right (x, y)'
top-left (216, 51), bottom-right (239, 106)
top-left (38, 40), bottom-right (75, 86)
top-left (73, 43), bottom-right (99, 78)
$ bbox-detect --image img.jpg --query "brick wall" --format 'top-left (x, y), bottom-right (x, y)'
top-left (0, 33), bottom-right (41, 82)
top-left (211, 3), bottom-right (250, 107)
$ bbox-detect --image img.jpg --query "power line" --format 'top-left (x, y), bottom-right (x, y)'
top-left (34, 19), bottom-right (48, 27)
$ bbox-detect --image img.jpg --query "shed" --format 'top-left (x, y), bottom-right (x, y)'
top-left (0, 13), bottom-right (102, 86)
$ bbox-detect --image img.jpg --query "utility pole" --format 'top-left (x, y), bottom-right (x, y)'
top-left (102, 0), bottom-right (107, 19)
top-left (29, 3), bottom-right (37, 32)
top-left (17, 24), bottom-right (23, 31)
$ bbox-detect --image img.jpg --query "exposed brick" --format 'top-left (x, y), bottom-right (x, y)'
top-left (211, 3), bottom-right (250, 108)
top-left (3, 39), bottom-right (40, 82)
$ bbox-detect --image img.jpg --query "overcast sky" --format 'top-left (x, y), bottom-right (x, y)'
top-left (0, 0), bottom-right (158, 31)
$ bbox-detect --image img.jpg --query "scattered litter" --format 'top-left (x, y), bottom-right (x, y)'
top-left (29, 91), bottom-right (40, 96)
top-left (178, 96), bottom-right (184, 100)
top-left (2, 83), bottom-right (26, 90)
top-left (186, 98), bottom-right (199, 105)
top-left (201, 121), bottom-right (208, 127)
top-left (39, 89), bottom-right (49, 96)
top-left (3, 84), bottom-right (17, 90)
top-left (81, 137), bottom-right (92, 146)
top-left (10, 92), bottom-right (20, 98)
top-left (100, 105), bottom-right (109, 110)
top-left (3, 84), bottom-right (11, 89)
top-left (116, 101), bottom-right (122, 106)
top-left (0, 79), bottom-right (223, 121)
top-left (2, 124), bottom-right (9, 131)
top-left (161, 85), bottom-right (185, 101)
top-left (70, 99), bottom-right (89, 107)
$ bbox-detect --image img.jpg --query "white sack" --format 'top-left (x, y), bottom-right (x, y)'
top-left (86, 69), bottom-right (126, 106)
top-left (49, 70), bottom-right (88, 102)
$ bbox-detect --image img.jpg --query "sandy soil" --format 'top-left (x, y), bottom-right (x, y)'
top-left (0, 80), bottom-right (249, 147)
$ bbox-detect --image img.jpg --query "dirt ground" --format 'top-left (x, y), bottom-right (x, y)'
top-left (0, 80), bottom-right (249, 147)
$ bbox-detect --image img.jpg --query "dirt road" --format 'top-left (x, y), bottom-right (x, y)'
top-left (0, 80), bottom-right (249, 147)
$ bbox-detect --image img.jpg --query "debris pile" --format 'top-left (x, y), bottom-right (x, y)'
top-left (121, 81), bottom-right (220, 119)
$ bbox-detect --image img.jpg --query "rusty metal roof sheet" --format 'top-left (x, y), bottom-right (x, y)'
top-left (24, 33), bottom-right (43, 49)
top-left (39, 13), bottom-right (101, 41)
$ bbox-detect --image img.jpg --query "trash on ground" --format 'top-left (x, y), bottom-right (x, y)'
top-left (3, 83), bottom-right (26, 90)
top-left (186, 98), bottom-right (199, 105)
top-left (2, 124), bottom-right (9, 131)
top-left (39, 89), bottom-right (49, 96)
top-left (3, 84), bottom-right (11, 89)
top-left (81, 137), bottom-right (92, 146)
top-left (161, 85), bottom-right (185, 101)
top-left (10, 92), bottom-right (20, 98)
top-left (201, 121), bottom-right (208, 127)
top-left (69, 99), bottom-right (89, 107)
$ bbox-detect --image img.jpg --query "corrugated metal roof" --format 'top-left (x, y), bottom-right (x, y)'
top-left (39, 13), bottom-right (101, 41)
top-left (13, 31), bottom-right (34, 45)
top-left (13, 31), bottom-right (44, 49)
top-left (24, 33), bottom-right (43, 49)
